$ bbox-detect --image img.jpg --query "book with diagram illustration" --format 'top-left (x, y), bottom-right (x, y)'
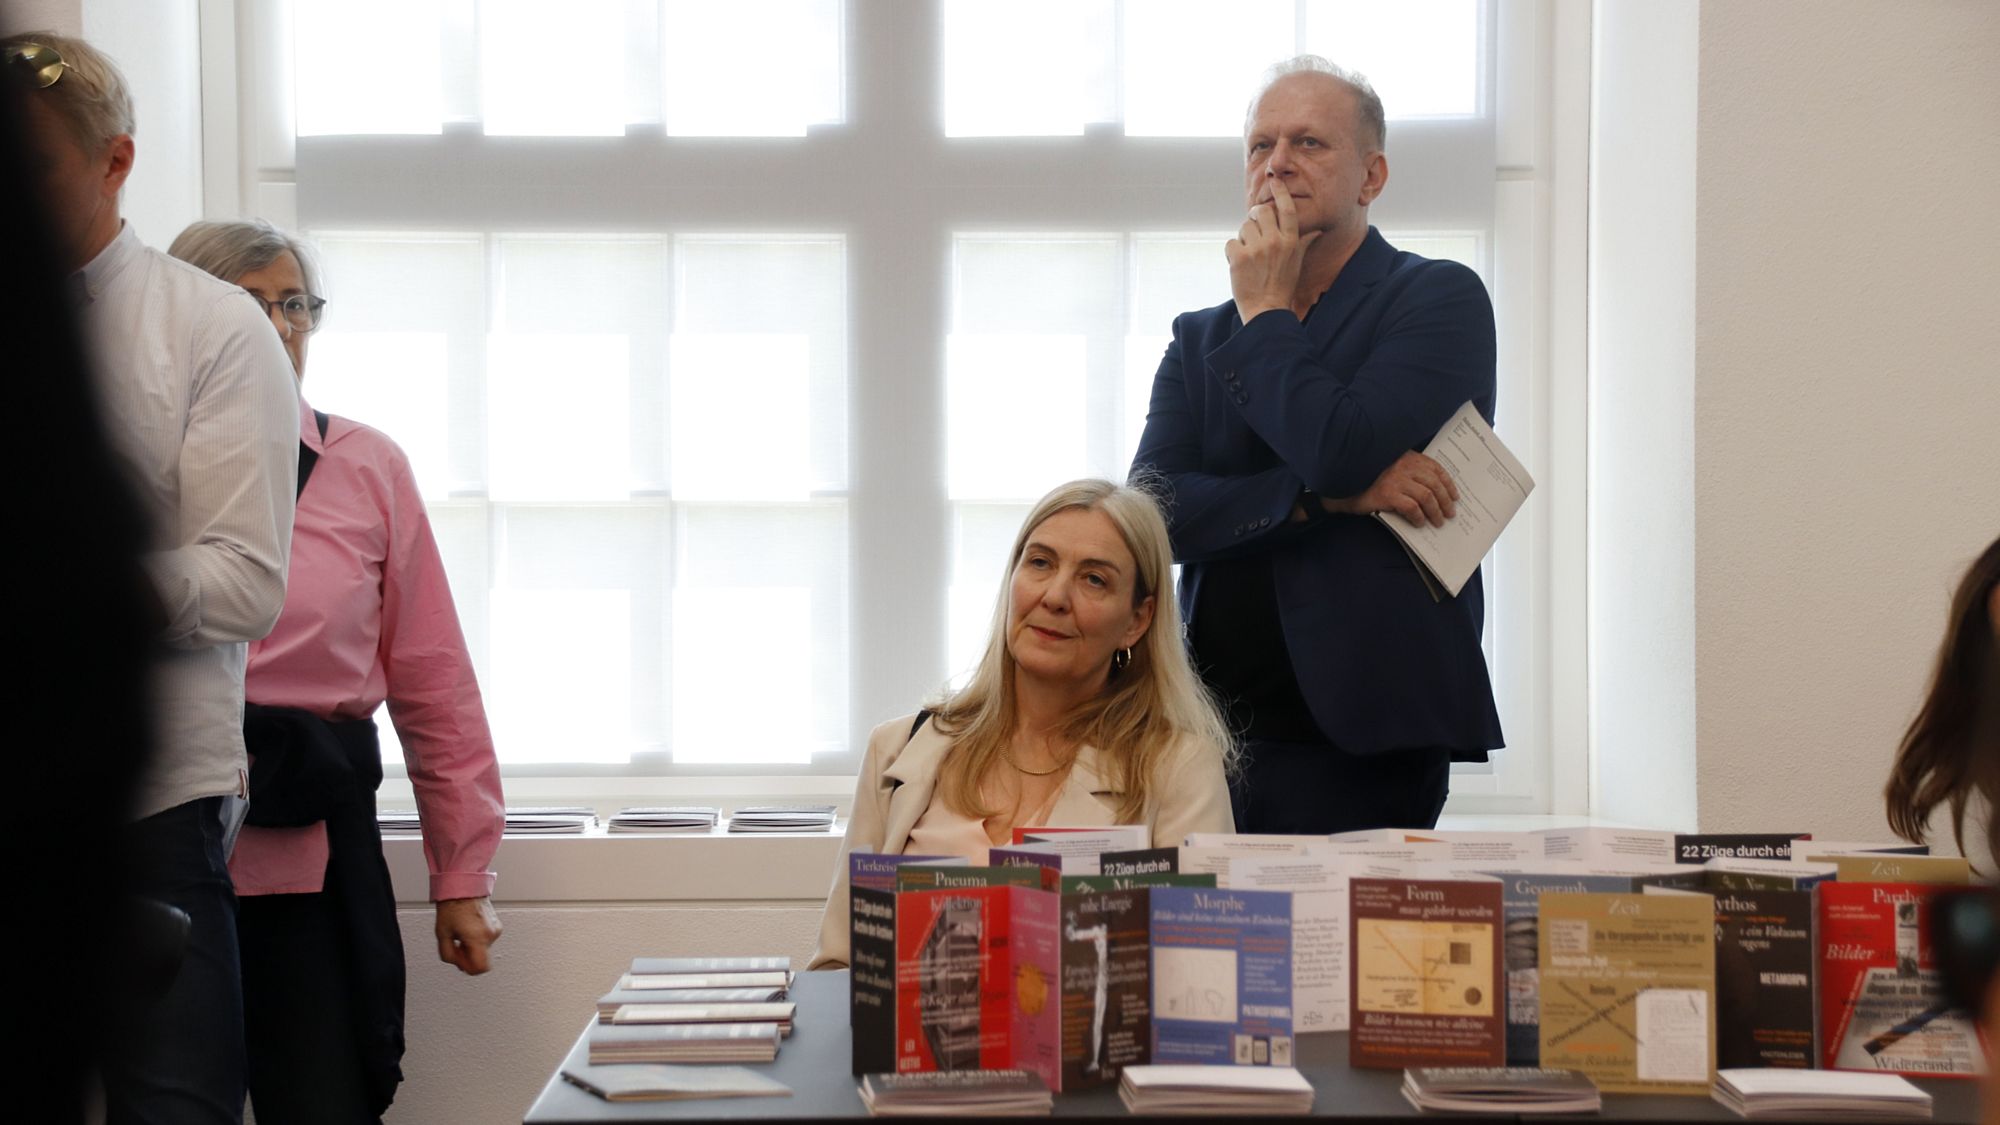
top-left (1347, 875), bottom-right (1504, 1069)
top-left (1537, 891), bottom-right (1716, 1094)
top-left (1148, 886), bottom-right (1293, 1067)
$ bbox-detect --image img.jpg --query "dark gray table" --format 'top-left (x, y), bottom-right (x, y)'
top-left (524, 971), bottom-right (1985, 1123)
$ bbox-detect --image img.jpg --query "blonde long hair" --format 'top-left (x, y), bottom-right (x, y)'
top-left (930, 479), bottom-right (1235, 823)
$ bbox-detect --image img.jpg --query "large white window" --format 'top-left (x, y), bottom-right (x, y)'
top-left (211, 0), bottom-right (1583, 811)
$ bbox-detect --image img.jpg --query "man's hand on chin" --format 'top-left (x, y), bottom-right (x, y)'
top-left (1227, 178), bottom-right (1321, 324)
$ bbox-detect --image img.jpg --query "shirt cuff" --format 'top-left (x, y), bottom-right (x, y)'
top-left (431, 871), bottom-right (497, 902)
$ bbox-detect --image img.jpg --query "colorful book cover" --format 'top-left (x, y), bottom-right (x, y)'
top-left (1487, 870), bottom-right (1661, 1066)
top-left (1706, 882), bottom-right (1816, 1069)
top-left (1099, 847), bottom-right (1179, 877)
top-left (1672, 833), bottom-right (1810, 863)
top-left (989, 846), bottom-right (1074, 878)
top-left (1055, 883), bottom-right (1155, 1091)
top-left (1816, 880), bottom-right (1981, 1077)
top-left (895, 864), bottom-right (1046, 892)
top-left (1149, 886), bottom-right (1293, 1067)
top-left (1702, 857), bottom-right (1837, 891)
top-left (891, 884), bottom-right (1060, 1087)
top-left (850, 852), bottom-right (960, 893)
top-left (849, 851), bottom-right (960, 1074)
top-left (1537, 891), bottom-right (1716, 1094)
top-left (1348, 876), bottom-right (1504, 1069)
top-left (1824, 854), bottom-right (1972, 886)
top-left (1060, 872), bottom-right (1215, 895)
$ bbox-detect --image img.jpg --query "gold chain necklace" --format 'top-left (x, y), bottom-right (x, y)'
top-left (998, 745), bottom-right (1069, 777)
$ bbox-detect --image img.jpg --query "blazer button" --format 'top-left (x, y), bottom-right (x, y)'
top-left (1234, 393), bottom-right (1248, 405)
top-left (1233, 524), bottom-right (1244, 536)
top-left (1258, 517), bottom-right (1270, 528)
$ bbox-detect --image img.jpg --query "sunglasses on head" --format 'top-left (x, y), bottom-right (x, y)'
top-left (4, 42), bottom-right (66, 89)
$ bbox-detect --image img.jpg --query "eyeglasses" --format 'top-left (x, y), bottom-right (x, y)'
top-left (251, 293), bottom-right (328, 335)
top-left (4, 43), bottom-right (67, 90)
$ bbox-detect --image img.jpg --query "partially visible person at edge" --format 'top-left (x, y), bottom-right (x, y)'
top-left (2, 66), bottom-right (158, 1125)
top-left (810, 479), bottom-right (1235, 969)
top-left (171, 219), bottom-right (506, 1125)
top-left (1130, 55), bottom-right (1502, 835)
top-left (7, 30), bottom-right (298, 1125)
top-left (1882, 533), bottom-right (2000, 1107)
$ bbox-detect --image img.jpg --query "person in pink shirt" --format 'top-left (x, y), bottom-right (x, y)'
top-left (171, 219), bottom-right (505, 1125)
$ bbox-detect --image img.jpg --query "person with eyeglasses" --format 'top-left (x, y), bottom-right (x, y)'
top-left (170, 219), bottom-right (506, 1125)
top-left (6, 30), bottom-right (298, 1125)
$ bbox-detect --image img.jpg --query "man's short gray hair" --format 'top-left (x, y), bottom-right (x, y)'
top-left (169, 219), bottom-right (324, 298)
top-left (1244, 54), bottom-right (1386, 155)
top-left (2, 30), bottom-right (136, 150)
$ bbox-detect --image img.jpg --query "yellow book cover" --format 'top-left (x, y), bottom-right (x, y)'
top-left (1537, 892), bottom-right (1716, 1095)
top-left (1820, 854), bottom-right (1971, 885)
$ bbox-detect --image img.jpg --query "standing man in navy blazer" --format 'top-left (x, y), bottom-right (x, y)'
top-left (1131, 56), bottom-right (1503, 834)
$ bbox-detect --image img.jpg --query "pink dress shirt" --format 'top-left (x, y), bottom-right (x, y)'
top-left (230, 399), bottom-right (504, 902)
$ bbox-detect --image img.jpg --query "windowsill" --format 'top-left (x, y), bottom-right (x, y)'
top-left (389, 813), bottom-right (1647, 906)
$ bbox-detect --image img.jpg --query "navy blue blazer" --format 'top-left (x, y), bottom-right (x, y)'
top-left (1131, 227), bottom-right (1504, 757)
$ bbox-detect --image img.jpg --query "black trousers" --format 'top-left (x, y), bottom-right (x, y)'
top-left (105, 796), bottom-right (246, 1125)
top-left (1230, 738), bottom-right (1453, 835)
top-left (237, 891), bottom-right (383, 1125)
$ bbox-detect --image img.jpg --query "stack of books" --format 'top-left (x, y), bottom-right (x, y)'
top-left (857, 1070), bottom-right (1052, 1117)
top-left (1400, 1068), bottom-right (1600, 1114)
top-left (587, 1022), bottom-right (782, 1065)
top-left (1116, 1065), bottom-right (1314, 1116)
top-left (1712, 1069), bottom-right (1932, 1119)
top-left (609, 806), bottom-right (719, 832)
top-left (595, 985), bottom-right (787, 1022)
top-left (611, 1002), bottom-right (797, 1038)
top-left (377, 809), bottom-right (422, 834)
top-left (727, 805), bottom-right (836, 832)
top-left (503, 806), bottom-right (597, 834)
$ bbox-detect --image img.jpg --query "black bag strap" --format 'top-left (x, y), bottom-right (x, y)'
top-left (907, 709), bottom-right (931, 744)
top-left (295, 410), bottom-right (331, 499)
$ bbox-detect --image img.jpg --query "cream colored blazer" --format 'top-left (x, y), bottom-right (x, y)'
top-left (808, 712), bottom-right (1234, 969)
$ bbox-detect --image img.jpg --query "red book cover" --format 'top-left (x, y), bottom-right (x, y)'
top-left (892, 885), bottom-right (1060, 1089)
top-left (1816, 881), bottom-right (1981, 1077)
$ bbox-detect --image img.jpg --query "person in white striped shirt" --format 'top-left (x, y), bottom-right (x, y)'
top-left (8, 30), bottom-right (297, 1125)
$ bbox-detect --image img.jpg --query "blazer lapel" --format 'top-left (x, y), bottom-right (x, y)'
top-left (878, 723), bottom-right (955, 854)
top-left (1044, 745), bottom-right (1124, 829)
top-left (1303, 226), bottom-right (1396, 353)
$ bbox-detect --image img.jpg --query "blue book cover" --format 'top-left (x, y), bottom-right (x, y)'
top-left (1147, 886), bottom-right (1293, 1066)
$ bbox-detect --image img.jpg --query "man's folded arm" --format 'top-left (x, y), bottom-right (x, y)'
top-left (1131, 325), bottom-right (1321, 564)
top-left (1203, 262), bottom-right (1497, 500)
top-left (147, 294), bottom-right (298, 649)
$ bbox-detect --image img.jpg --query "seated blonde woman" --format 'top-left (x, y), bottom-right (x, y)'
top-left (811, 479), bottom-right (1235, 969)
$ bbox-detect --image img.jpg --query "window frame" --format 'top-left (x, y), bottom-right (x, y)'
top-left (200, 0), bottom-right (1588, 816)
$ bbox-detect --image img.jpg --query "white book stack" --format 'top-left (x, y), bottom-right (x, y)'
top-left (858, 1070), bottom-right (1052, 1117)
top-left (1712, 1069), bottom-right (1933, 1120)
top-left (726, 805), bottom-right (836, 833)
top-left (1117, 1065), bottom-right (1314, 1116)
top-left (586, 1022), bottom-right (782, 1065)
top-left (504, 806), bottom-right (598, 834)
top-left (611, 1002), bottom-right (797, 1037)
top-left (595, 987), bottom-right (786, 1022)
top-left (609, 806), bottom-right (719, 832)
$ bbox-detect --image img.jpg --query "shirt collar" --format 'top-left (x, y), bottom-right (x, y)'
top-left (70, 221), bottom-right (140, 306)
top-left (298, 396), bottom-right (325, 452)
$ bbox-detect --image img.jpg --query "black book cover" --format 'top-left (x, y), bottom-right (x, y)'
top-left (1713, 886), bottom-right (1816, 1068)
top-left (1673, 833), bottom-right (1809, 862)
top-left (850, 884), bottom-right (898, 1075)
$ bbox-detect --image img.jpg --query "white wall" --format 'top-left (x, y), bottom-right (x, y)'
top-left (84, 0), bottom-right (203, 246)
top-left (1693, 0), bottom-right (2000, 839)
top-left (1588, 0), bottom-right (1700, 830)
